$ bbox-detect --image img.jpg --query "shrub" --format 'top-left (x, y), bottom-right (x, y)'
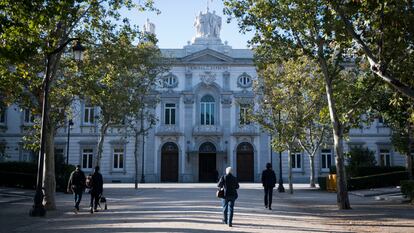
top-left (348, 171), bottom-right (409, 190)
top-left (346, 147), bottom-right (376, 177)
top-left (0, 162), bottom-right (37, 189)
top-left (348, 166), bottom-right (406, 178)
top-left (0, 162), bottom-right (75, 192)
top-left (56, 164), bottom-right (76, 192)
top-left (401, 180), bottom-right (414, 204)
top-left (318, 176), bottom-right (327, 190)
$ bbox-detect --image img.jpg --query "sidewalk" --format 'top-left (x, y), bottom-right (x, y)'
top-left (0, 184), bottom-right (413, 233)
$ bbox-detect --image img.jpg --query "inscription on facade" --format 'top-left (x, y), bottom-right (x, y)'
top-left (187, 65), bottom-right (229, 71)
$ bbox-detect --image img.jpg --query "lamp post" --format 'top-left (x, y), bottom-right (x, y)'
top-left (140, 109), bottom-right (145, 183)
top-left (30, 39), bottom-right (84, 217)
top-left (277, 110), bottom-right (285, 193)
top-left (66, 119), bottom-right (74, 165)
top-left (270, 134), bottom-right (273, 166)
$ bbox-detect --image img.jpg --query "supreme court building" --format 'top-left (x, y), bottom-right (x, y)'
top-left (0, 10), bottom-right (407, 183)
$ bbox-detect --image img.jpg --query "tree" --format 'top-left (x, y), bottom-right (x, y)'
top-left (224, 0), bottom-right (378, 209)
top-left (330, 1), bottom-right (414, 100)
top-left (0, 0), bottom-right (156, 210)
top-left (74, 32), bottom-right (167, 172)
top-left (254, 56), bottom-right (330, 189)
top-left (372, 87), bottom-right (414, 179)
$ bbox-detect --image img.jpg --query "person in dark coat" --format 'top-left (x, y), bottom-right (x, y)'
top-left (67, 165), bottom-right (86, 212)
top-left (217, 167), bottom-right (240, 227)
top-left (89, 166), bottom-right (103, 213)
top-left (261, 162), bottom-right (277, 210)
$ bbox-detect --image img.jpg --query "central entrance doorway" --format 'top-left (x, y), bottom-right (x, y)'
top-left (198, 142), bottom-right (217, 182)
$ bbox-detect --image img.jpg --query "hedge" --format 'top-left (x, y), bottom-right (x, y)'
top-left (0, 162), bottom-right (75, 192)
top-left (318, 176), bottom-right (327, 190)
top-left (329, 166), bottom-right (406, 177)
top-left (347, 171), bottom-right (409, 191)
top-left (401, 180), bottom-right (414, 204)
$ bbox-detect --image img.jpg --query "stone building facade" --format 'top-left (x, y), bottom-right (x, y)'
top-left (0, 10), bottom-right (407, 183)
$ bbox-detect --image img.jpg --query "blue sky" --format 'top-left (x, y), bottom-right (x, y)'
top-left (121, 0), bottom-right (254, 49)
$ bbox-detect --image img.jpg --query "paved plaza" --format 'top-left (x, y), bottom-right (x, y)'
top-left (0, 184), bottom-right (413, 233)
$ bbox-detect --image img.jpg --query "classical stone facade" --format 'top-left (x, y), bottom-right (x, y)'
top-left (0, 10), bottom-right (407, 183)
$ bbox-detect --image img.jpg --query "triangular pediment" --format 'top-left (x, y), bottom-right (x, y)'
top-left (181, 49), bottom-right (234, 63)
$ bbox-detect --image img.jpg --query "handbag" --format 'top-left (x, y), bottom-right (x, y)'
top-left (216, 188), bottom-right (224, 199)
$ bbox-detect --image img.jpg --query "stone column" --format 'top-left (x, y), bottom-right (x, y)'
top-left (183, 92), bottom-right (194, 182)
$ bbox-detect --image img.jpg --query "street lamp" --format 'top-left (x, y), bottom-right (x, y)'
top-left (277, 110), bottom-right (285, 193)
top-left (66, 119), bottom-right (74, 165)
top-left (30, 39), bottom-right (84, 217)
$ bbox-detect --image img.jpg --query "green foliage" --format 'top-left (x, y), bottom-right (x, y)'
top-left (348, 171), bottom-right (409, 191)
top-left (345, 147), bottom-right (377, 176)
top-left (318, 176), bottom-right (327, 190)
top-left (348, 166), bottom-right (406, 178)
top-left (332, 1), bottom-right (414, 99)
top-left (401, 180), bottom-right (414, 203)
top-left (0, 161), bottom-right (76, 192)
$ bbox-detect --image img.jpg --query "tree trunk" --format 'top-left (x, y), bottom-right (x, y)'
top-left (288, 149), bottom-right (293, 194)
top-left (42, 122), bottom-right (56, 210)
top-left (96, 123), bottom-right (109, 167)
top-left (407, 122), bottom-right (413, 180)
top-left (309, 155), bottom-right (316, 188)
top-left (318, 48), bottom-right (351, 209)
top-left (134, 131), bottom-right (139, 189)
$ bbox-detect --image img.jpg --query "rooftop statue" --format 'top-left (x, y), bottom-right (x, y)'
top-left (144, 18), bottom-right (156, 35)
top-left (194, 9), bottom-right (222, 39)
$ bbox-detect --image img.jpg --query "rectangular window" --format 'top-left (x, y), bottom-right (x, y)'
top-left (164, 103), bottom-right (176, 125)
top-left (113, 148), bottom-right (124, 170)
top-left (380, 149), bottom-right (391, 167)
top-left (83, 106), bottom-right (95, 124)
top-left (54, 147), bottom-right (65, 163)
top-left (201, 103), bottom-right (215, 125)
top-left (321, 149), bottom-right (332, 171)
top-left (0, 107), bottom-right (5, 124)
top-left (239, 105), bottom-right (251, 125)
top-left (21, 149), bottom-right (35, 162)
top-left (82, 148), bottom-right (93, 169)
top-left (24, 109), bottom-right (35, 124)
top-left (291, 152), bottom-right (302, 170)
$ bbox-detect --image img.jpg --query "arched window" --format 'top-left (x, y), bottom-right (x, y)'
top-left (200, 95), bottom-right (215, 125)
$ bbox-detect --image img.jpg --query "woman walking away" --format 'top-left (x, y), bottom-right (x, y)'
top-left (261, 162), bottom-right (277, 210)
top-left (217, 167), bottom-right (240, 227)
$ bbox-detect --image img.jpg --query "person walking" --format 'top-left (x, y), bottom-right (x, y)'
top-left (217, 167), bottom-right (239, 227)
top-left (89, 165), bottom-right (103, 214)
top-left (67, 165), bottom-right (86, 213)
top-left (261, 162), bottom-right (277, 210)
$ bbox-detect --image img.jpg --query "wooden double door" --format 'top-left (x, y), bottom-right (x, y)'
top-left (237, 142), bottom-right (254, 182)
top-left (161, 142), bottom-right (179, 182)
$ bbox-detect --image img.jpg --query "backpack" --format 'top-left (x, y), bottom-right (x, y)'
top-left (86, 175), bottom-right (93, 189)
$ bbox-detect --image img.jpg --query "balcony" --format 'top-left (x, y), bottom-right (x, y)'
top-left (232, 124), bottom-right (260, 136)
top-left (193, 125), bottom-right (223, 136)
top-left (155, 125), bottom-right (183, 136)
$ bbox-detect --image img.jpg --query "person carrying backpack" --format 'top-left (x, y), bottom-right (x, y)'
top-left (67, 165), bottom-right (86, 212)
top-left (89, 166), bottom-right (103, 213)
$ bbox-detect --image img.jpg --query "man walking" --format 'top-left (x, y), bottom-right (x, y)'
top-left (89, 166), bottom-right (103, 213)
top-left (217, 167), bottom-right (239, 227)
top-left (67, 165), bottom-right (86, 213)
top-left (261, 162), bottom-right (277, 210)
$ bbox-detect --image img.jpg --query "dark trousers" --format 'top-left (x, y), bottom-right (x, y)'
top-left (90, 192), bottom-right (100, 209)
top-left (73, 190), bottom-right (83, 209)
top-left (264, 186), bottom-right (274, 208)
top-left (222, 198), bottom-right (236, 226)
